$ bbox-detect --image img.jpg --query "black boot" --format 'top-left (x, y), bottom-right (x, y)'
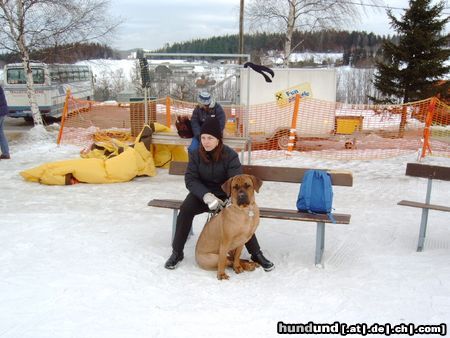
top-left (251, 251), bottom-right (274, 272)
top-left (164, 251), bottom-right (184, 269)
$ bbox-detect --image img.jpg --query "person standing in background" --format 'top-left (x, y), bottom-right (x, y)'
top-left (0, 85), bottom-right (11, 160)
top-left (189, 91), bottom-right (226, 153)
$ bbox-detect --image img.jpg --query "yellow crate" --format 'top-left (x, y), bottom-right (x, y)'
top-left (225, 120), bottom-right (237, 136)
top-left (335, 116), bottom-right (364, 135)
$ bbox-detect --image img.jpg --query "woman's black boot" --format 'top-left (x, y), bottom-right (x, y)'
top-left (164, 251), bottom-right (184, 269)
top-left (251, 251), bottom-right (274, 272)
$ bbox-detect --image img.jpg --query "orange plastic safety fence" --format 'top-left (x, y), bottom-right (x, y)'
top-left (58, 95), bottom-right (450, 160)
top-left (423, 98), bottom-right (450, 158)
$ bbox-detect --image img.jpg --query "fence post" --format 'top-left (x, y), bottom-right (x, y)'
top-left (420, 97), bottom-right (437, 158)
top-left (286, 94), bottom-right (301, 155)
top-left (398, 105), bottom-right (408, 138)
top-left (56, 89), bottom-right (71, 145)
top-left (144, 87), bottom-right (148, 125)
top-left (165, 96), bottom-right (172, 128)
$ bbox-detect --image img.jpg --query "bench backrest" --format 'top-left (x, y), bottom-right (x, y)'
top-left (406, 163), bottom-right (450, 181)
top-left (152, 132), bottom-right (249, 149)
top-left (169, 161), bottom-right (353, 186)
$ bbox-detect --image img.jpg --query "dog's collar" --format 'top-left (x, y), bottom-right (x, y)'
top-left (248, 207), bottom-right (255, 217)
top-left (228, 201), bottom-right (255, 217)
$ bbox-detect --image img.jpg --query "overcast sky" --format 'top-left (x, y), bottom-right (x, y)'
top-left (108, 0), bottom-right (449, 51)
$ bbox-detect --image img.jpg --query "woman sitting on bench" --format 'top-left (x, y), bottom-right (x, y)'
top-left (165, 118), bottom-right (274, 271)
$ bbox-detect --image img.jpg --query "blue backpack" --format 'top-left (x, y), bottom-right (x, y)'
top-left (296, 170), bottom-right (335, 223)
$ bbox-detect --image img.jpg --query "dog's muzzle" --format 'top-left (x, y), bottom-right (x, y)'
top-left (237, 189), bottom-right (250, 206)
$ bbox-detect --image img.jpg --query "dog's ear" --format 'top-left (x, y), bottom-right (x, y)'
top-left (221, 177), bottom-right (233, 196)
top-left (250, 175), bottom-right (263, 193)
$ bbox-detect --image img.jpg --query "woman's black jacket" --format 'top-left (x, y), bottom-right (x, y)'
top-left (185, 145), bottom-right (242, 200)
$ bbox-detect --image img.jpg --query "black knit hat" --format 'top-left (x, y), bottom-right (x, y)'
top-left (200, 118), bottom-right (222, 140)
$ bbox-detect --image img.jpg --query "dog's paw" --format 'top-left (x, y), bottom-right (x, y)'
top-left (217, 272), bottom-right (230, 280)
top-left (240, 260), bottom-right (258, 271)
top-left (233, 264), bottom-right (244, 274)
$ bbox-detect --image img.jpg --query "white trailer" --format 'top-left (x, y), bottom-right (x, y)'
top-left (239, 68), bottom-right (336, 144)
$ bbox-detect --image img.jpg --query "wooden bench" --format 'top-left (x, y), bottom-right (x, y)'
top-left (398, 162), bottom-right (450, 251)
top-left (152, 132), bottom-right (251, 164)
top-left (148, 161), bottom-right (353, 266)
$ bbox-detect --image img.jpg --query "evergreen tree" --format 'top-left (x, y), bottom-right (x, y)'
top-left (372, 0), bottom-right (450, 104)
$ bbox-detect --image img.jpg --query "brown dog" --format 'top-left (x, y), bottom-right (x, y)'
top-left (195, 174), bottom-right (263, 280)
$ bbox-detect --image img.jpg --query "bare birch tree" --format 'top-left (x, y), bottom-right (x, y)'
top-left (0, 0), bottom-right (120, 125)
top-left (246, 0), bottom-right (383, 66)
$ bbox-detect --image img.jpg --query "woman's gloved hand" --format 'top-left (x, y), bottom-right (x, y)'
top-left (203, 193), bottom-right (221, 210)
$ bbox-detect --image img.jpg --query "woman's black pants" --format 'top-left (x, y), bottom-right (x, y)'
top-left (172, 193), bottom-right (261, 255)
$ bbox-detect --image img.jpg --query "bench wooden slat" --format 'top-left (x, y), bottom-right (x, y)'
top-left (148, 199), bottom-right (351, 224)
top-left (405, 163), bottom-right (450, 181)
top-left (148, 199), bottom-right (184, 209)
top-left (168, 161), bottom-right (353, 187)
top-left (152, 132), bottom-right (248, 149)
top-left (168, 161), bottom-right (188, 175)
top-left (259, 207), bottom-right (351, 224)
top-left (398, 200), bottom-right (450, 212)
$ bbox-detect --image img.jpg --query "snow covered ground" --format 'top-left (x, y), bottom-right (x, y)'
top-left (1, 127), bottom-right (449, 338)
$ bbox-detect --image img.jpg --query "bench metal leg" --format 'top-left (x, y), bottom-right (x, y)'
top-left (247, 139), bottom-right (252, 165)
top-left (417, 209), bottom-right (429, 252)
top-left (239, 142), bottom-right (251, 164)
top-left (315, 222), bottom-right (325, 266)
top-left (170, 209), bottom-right (194, 244)
top-left (417, 178), bottom-right (433, 252)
